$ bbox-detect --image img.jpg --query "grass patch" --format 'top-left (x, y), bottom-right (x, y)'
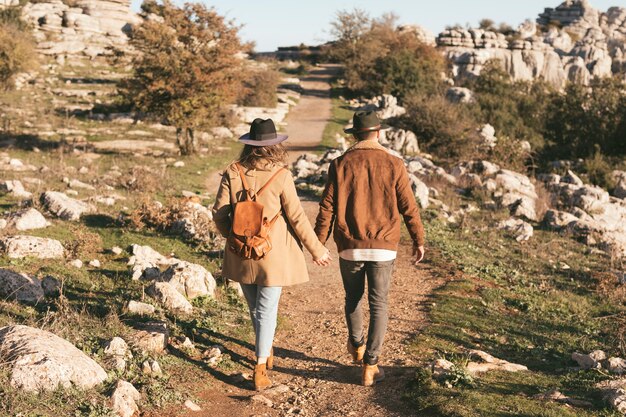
top-left (404, 208), bottom-right (625, 417)
top-left (320, 83), bottom-right (353, 152)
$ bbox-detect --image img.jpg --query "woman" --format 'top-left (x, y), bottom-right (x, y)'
top-left (212, 118), bottom-right (331, 391)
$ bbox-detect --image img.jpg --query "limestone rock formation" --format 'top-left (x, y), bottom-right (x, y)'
top-left (0, 325), bottom-right (107, 392)
top-left (437, 1), bottom-right (626, 86)
top-left (20, 0), bottom-right (141, 58)
top-left (7, 208), bottom-right (51, 231)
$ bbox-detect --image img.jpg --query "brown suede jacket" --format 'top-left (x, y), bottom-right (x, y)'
top-left (314, 140), bottom-right (426, 252)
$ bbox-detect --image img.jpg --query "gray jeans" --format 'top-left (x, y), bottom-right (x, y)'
top-left (339, 258), bottom-right (395, 365)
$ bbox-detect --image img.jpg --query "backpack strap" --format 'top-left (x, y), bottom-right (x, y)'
top-left (234, 162), bottom-right (253, 201)
top-left (234, 163), bottom-right (287, 201)
top-left (257, 168), bottom-right (288, 197)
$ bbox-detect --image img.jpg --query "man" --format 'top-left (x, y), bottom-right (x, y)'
top-left (314, 110), bottom-right (426, 386)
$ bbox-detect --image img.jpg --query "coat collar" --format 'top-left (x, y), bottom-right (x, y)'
top-left (344, 139), bottom-right (388, 154)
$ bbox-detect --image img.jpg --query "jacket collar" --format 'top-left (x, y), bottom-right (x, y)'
top-left (344, 139), bottom-right (388, 154)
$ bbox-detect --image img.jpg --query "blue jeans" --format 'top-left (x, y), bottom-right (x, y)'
top-left (240, 284), bottom-right (282, 359)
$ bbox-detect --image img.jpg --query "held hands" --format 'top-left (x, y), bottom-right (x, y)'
top-left (413, 245), bottom-right (425, 266)
top-left (314, 250), bottom-right (332, 267)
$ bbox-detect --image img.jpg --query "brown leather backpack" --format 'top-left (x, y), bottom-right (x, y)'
top-left (227, 163), bottom-right (287, 260)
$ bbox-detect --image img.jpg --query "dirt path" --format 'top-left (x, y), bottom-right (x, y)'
top-left (284, 65), bottom-right (340, 163)
top-left (182, 65), bottom-right (441, 417)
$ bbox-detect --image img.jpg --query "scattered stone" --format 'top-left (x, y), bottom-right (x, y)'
top-left (158, 261), bottom-right (217, 299)
top-left (466, 350), bottom-right (528, 375)
top-left (110, 380), bottom-right (141, 417)
top-left (68, 179), bottom-right (95, 191)
top-left (147, 281), bottom-right (193, 315)
top-left (41, 275), bottom-right (61, 297)
top-left (104, 337), bottom-right (130, 358)
top-left (596, 379), bottom-right (626, 415)
top-left (111, 246), bottom-right (123, 255)
top-left (607, 357), bottom-right (626, 375)
top-left (0, 219), bottom-right (6, 229)
top-left (202, 345), bottom-right (222, 366)
top-left (543, 209), bottom-right (578, 230)
top-left (1, 236), bottom-right (64, 259)
top-left (533, 388), bottom-right (593, 408)
top-left (184, 399), bottom-right (202, 411)
top-left (497, 218), bottom-right (534, 242)
top-left (127, 300), bottom-right (156, 316)
top-left (141, 359), bottom-right (162, 376)
top-left (572, 350), bottom-right (606, 369)
top-left (0, 269), bottom-right (44, 303)
top-left (88, 259), bottom-right (101, 268)
top-left (264, 384), bottom-right (290, 396)
top-left (127, 244), bottom-right (176, 281)
top-left (173, 161), bottom-right (185, 168)
top-left (130, 321), bottom-right (168, 354)
top-left (562, 170), bottom-right (584, 186)
top-left (41, 191), bottom-right (93, 221)
top-left (409, 174), bottom-right (430, 209)
top-left (431, 358), bottom-right (455, 380)
top-left (251, 394), bottom-right (273, 407)
top-left (0, 325), bottom-right (107, 392)
top-left (70, 259), bottom-right (83, 269)
top-left (0, 180), bottom-right (32, 199)
top-left (8, 208), bottom-right (50, 231)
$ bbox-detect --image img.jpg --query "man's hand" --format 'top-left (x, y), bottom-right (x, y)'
top-left (413, 245), bottom-right (425, 265)
top-left (314, 250), bottom-right (332, 267)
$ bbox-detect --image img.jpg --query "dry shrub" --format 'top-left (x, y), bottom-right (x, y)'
top-left (595, 271), bottom-right (626, 303)
top-left (123, 166), bottom-right (167, 194)
top-left (0, 22), bottom-right (37, 90)
top-left (486, 136), bottom-right (531, 173)
top-left (533, 181), bottom-right (553, 221)
top-left (64, 225), bottom-right (103, 258)
top-left (128, 197), bottom-right (221, 249)
top-left (238, 68), bottom-right (280, 108)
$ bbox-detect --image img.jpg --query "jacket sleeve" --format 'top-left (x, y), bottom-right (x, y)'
top-left (314, 161), bottom-right (336, 244)
top-left (396, 164), bottom-right (426, 247)
top-left (281, 171), bottom-right (328, 260)
top-left (212, 170), bottom-right (233, 238)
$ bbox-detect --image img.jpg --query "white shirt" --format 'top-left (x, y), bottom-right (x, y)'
top-left (339, 249), bottom-right (397, 262)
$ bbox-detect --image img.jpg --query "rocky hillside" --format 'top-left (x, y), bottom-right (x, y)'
top-left (437, 0), bottom-right (626, 86)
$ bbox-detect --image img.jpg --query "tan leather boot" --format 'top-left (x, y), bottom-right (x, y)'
top-left (347, 340), bottom-right (366, 364)
top-left (362, 364), bottom-right (385, 387)
top-left (266, 348), bottom-right (274, 370)
top-left (253, 363), bottom-right (272, 391)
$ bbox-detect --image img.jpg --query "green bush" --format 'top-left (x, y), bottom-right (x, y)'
top-left (544, 77), bottom-right (626, 160)
top-left (466, 60), bottom-right (552, 153)
top-left (581, 146), bottom-right (617, 190)
top-left (238, 68), bottom-right (280, 108)
top-left (399, 93), bottom-right (481, 160)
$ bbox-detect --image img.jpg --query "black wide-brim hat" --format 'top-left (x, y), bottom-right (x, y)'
top-left (239, 118), bottom-right (288, 146)
top-left (344, 110), bottom-right (390, 134)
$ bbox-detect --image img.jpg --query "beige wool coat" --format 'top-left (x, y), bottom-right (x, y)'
top-left (212, 162), bottom-right (327, 287)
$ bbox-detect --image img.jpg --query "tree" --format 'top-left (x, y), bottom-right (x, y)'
top-left (325, 9), bottom-right (445, 100)
top-left (467, 60), bottom-right (552, 151)
top-left (544, 77), bottom-right (626, 159)
top-left (121, 0), bottom-right (244, 155)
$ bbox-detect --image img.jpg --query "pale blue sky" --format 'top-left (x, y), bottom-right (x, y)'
top-left (130, 0), bottom-right (622, 52)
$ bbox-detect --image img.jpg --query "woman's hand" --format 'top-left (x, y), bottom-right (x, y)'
top-left (314, 250), bottom-right (332, 267)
